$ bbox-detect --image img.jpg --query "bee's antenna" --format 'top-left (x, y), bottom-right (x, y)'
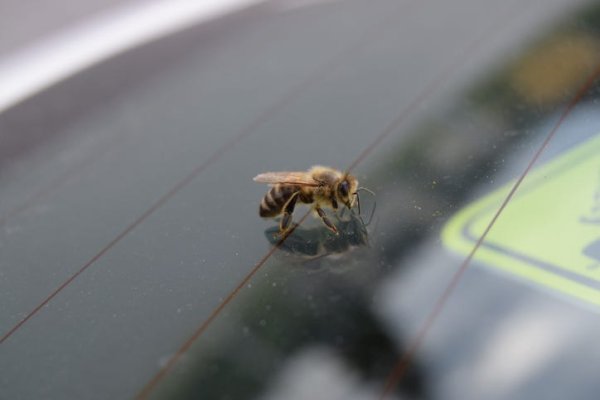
top-left (352, 187), bottom-right (375, 216)
top-left (357, 187), bottom-right (375, 196)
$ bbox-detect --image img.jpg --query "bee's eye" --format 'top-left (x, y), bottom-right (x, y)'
top-left (339, 181), bottom-right (349, 197)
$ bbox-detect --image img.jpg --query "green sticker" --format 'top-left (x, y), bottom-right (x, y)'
top-left (442, 134), bottom-right (600, 308)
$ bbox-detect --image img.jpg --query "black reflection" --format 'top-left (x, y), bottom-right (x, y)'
top-left (163, 267), bottom-right (426, 400)
top-left (160, 206), bottom-right (427, 400)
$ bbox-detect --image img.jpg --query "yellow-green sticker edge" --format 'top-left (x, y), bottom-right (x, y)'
top-left (442, 134), bottom-right (600, 308)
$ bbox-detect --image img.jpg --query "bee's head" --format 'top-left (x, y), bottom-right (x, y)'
top-left (337, 174), bottom-right (359, 209)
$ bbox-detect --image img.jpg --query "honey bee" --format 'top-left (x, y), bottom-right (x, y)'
top-left (253, 165), bottom-right (367, 234)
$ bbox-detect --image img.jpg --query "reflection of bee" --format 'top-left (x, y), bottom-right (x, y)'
top-left (265, 211), bottom-right (371, 259)
top-left (254, 166), bottom-right (360, 234)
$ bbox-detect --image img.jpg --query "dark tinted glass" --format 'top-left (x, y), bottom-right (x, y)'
top-left (2, 0), bottom-right (600, 399)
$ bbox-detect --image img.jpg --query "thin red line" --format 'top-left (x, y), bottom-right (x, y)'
top-left (0, 134), bottom-right (238, 344)
top-left (0, 1), bottom-right (421, 344)
top-left (135, 212), bottom-right (310, 400)
top-left (379, 62), bottom-right (600, 400)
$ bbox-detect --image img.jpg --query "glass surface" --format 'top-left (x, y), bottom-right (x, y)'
top-left (1, 0), bottom-right (600, 399)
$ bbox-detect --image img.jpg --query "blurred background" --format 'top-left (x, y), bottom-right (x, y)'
top-left (1, 0), bottom-right (600, 399)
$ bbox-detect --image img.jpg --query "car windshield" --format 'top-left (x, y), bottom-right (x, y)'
top-left (1, 0), bottom-right (600, 399)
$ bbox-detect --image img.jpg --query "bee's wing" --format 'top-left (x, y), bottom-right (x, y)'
top-left (253, 171), bottom-right (320, 186)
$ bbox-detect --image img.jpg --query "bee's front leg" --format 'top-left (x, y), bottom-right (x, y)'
top-left (280, 191), bottom-right (300, 233)
top-left (315, 207), bottom-right (338, 235)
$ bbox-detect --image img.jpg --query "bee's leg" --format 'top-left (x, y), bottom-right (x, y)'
top-left (280, 191), bottom-right (300, 233)
top-left (331, 197), bottom-right (338, 210)
top-left (315, 207), bottom-right (338, 235)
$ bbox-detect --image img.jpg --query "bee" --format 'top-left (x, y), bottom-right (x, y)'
top-left (253, 165), bottom-right (366, 234)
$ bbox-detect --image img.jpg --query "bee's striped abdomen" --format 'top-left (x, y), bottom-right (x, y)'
top-left (259, 185), bottom-right (298, 217)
